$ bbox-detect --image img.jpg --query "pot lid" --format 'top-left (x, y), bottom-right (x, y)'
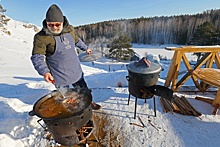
top-left (78, 51), bottom-right (102, 62)
top-left (126, 61), bottom-right (162, 74)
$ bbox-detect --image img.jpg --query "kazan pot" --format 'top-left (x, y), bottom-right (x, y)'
top-left (126, 62), bottom-right (162, 98)
top-left (29, 88), bottom-right (92, 146)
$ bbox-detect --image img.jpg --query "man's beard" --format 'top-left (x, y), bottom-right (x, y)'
top-left (48, 25), bottom-right (63, 35)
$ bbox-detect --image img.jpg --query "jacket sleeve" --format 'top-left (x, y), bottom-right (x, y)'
top-left (31, 34), bottom-right (50, 76)
top-left (75, 38), bottom-right (89, 51)
top-left (31, 54), bottom-right (50, 76)
top-left (69, 25), bottom-right (88, 51)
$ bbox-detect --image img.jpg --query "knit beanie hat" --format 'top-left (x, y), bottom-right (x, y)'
top-left (46, 4), bottom-right (64, 22)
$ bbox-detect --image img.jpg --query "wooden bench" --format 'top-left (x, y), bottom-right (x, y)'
top-left (164, 46), bottom-right (220, 91)
top-left (192, 68), bottom-right (220, 115)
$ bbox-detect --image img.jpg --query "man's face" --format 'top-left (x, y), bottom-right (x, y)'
top-left (47, 22), bottom-right (63, 34)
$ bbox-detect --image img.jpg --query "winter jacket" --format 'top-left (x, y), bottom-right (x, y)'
top-left (31, 16), bottom-right (88, 77)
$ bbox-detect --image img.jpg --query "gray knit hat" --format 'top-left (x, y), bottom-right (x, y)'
top-left (46, 4), bottom-right (64, 22)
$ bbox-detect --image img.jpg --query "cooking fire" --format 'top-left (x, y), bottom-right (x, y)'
top-left (29, 88), bottom-right (127, 147)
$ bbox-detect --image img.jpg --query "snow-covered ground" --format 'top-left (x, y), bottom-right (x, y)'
top-left (0, 17), bottom-right (220, 147)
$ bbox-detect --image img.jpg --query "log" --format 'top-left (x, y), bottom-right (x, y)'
top-left (212, 104), bottom-right (220, 115)
top-left (195, 96), bottom-right (213, 104)
top-left (163, 98), bottom-right (174, 114)
top-left (171, 102), bottom-right (180, 112)
top-left (173, 96), bottom-right (188, 115)
top-left (181, 96), bottom-right (202, 116)
top-left (159, 97), bottom-right (167, 113)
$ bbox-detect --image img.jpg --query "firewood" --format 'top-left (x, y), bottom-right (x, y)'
top-left (173, 97), bottom-right (188, 115)
top-left (162, 98), bottom-right (170, 112)
top-left (130, 123), bottom-right (144, 128)
top-left (181, 96), bottom-right (202, 116)
top-left (138, 116), bottom-right (146, 127)
top-left (171, 102), bottom-right (180, 112)
top-left (180, 96), bottom-right (197, 116)
top-left (160, 94), bottom-right (202, 116)
top-left (148, 120), bottom-right (159, 131)
top-left (195, 96), bottom-right (213, 104)
top-left (159, 97), bottom-right (167, 113)
top-left (163, 98), bottom-right (174, 114)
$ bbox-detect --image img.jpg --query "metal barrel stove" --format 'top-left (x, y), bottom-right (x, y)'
top-left (29, 88), bottom-right (93, 146)
top-left (126, 59), bottom-right (173, 119)
top-left (126, 62), bottom-right (162, 98)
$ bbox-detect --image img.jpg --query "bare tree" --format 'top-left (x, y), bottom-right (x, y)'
top-left (0, 4), bottom-right (6, 13)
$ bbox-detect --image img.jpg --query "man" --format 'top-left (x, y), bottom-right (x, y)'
top-left (31, 4), bottom-right (101, 110)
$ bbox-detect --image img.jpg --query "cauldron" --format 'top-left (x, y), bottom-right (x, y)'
top-left (126, 60), bottom-right (173, 119)
top-left (126, 61), bottom-right (162, 98)
top-left (29, 88), bottom-right (92, 146)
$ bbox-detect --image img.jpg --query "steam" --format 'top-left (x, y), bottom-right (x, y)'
top-left (54, 88), bottom-right (87, 113)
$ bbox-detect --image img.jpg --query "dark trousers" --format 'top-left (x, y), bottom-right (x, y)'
top-left (72, 77), bottom-right (88, 89)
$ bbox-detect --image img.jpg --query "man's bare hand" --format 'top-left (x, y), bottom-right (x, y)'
top-left (43, 73), bottom-right (54, 83)
top-left (86, 48), bottom-right (92, 54)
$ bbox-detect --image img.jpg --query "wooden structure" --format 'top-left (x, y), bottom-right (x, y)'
top-left (164, 46), bottom-right (220, 114)
top-left (164, 46), bottom-right (220, 91)
top-left (192, 68), bottom-right (220, 115)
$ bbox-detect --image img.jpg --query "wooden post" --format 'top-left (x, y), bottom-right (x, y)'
top-left (212, 89), bottom-right (220, 106)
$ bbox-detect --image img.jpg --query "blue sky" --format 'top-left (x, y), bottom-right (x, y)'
top-left (1, 0), bottom-right (220, 27)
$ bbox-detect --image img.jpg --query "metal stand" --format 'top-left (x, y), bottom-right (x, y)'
top-left (127, 94), bottom-right (156, 119)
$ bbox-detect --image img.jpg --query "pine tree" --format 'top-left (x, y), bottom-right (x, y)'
top-left (109, 35), bottom-right (134, 61)
top-left (189, 22), bottom-right (218, 45)
top-left (189, 22), bottom-right (220, 61)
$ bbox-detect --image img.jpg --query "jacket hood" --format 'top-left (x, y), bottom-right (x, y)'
top-left (41, 16), bottom-right (72, 36)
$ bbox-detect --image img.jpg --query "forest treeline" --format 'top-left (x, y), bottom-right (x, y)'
top-left (74, 9), bottom-right (220, 46)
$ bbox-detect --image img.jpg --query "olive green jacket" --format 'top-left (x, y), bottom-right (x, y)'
top-left (31, 16), bottom-right (88, 76)
top-left (32, 16), bottom-right (81, 56)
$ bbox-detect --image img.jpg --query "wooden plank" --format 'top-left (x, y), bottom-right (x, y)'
top-left (212, 89), bottom-right (220, 106)
top-left (194, 68), bottom-right (220, 80)
top-left (176, 72), bottom-right (192, 90)
top-left (189, 53), bottom-right (213, 91)
top-left (202, 53), bottom-right (215, 90)
top-left (212, 104), bottom-right (220, 115)
top-left (193, 69), bottom-right (220, 88)
top-left (214, 52), bottom-right (220, 68)
top-left (165, 46), bottom-right (220, 52)
top-left (164, 51), bottom-right (179, 88)
top-left (195, 96), bottom-right (213, 104)
top-left (171, 51), bottom-right (183, 91)
top-left (191, 75), bottom-right (203, 91)
top-left (176, 54), bottom-right (193, 89)
top-left (182, 54), bottom-right (192, 71)
top-left (205, 52), bottom-right (215, 68)
top-left (194, 53), bottom-right (212, 69)
top-left (164, 64), bottom-right (177, 88)
top-left (192, 68), bottom-right (220, 108)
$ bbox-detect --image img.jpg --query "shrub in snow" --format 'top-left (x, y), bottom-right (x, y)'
top-left (146, 54), bottom-right (160, 64)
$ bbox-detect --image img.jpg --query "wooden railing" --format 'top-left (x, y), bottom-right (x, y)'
top-left (164, 46), bottom-right (220, 92)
